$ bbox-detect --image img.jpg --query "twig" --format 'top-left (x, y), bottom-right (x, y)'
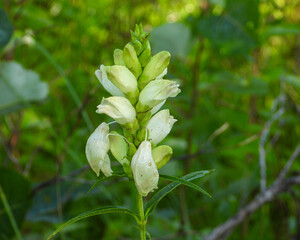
top-left (275, 143), bottom-right (300, 183)
top-left (258, 108), bottom-right (284, 192)
top-left (203, 176), bottom-right (300, 240)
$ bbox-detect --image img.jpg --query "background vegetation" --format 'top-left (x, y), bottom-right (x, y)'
top-left (1, 0), bottom-right (300, 239)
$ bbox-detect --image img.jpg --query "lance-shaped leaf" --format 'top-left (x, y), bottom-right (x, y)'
top-left (145, 170), bottom-right (214, 217)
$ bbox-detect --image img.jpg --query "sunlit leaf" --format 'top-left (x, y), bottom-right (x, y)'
top-left (0, 61), bottom-right (48, 115)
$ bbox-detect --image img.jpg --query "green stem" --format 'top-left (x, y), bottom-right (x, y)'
top-left (137, 190), bottom-right (146, 240)
top-left (0, 185), bottom-right (23, 240)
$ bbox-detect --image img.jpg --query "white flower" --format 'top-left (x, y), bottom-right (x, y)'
top-left (96, 96), bottom-right (136, 125)
top-left (138, 79), bottom-right (180, 111)
top-left (147, 109), bottom-right (177, 145)
top-left (95, 65), bottom-right (125, 97)
top-left (85, 122), bottom-right (112, 177)
top-left (131, 141), bottom-right (159, 197)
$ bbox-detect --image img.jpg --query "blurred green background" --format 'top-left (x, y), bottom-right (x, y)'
top-left (1, 0), bottom-right (300, 239)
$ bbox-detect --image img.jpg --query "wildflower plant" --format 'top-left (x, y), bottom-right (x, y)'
top-left (47, 24), bottom-right (213, 240)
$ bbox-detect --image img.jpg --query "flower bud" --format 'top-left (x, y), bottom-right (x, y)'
top-left (138, 51), bottom-right (171, 89)
top-left (152, 145), bottom-right (173, 169)
top-left (96, 96), bottom-right (136, 125)
top-left (95, 65), bottom-right (125, 97)
top-left (133, 40), bottom-right (143, 55)
top-left (109, 131), bottom-right (128, 165)
top-left (123, 43), bottom-right (142, 78)
top-left (137, 80), bottom-right (180, 112)
top-left (114, 49), bottom-right (125, 66)
top-left (147, 109), bottom-right (177, 145)
top-left (85, 122), bottom-right (112, 177)
top-left (138, 41), bottom-right (151, 67)
top-left (106, 65), bottom-right (139, 101)
top-left (131, 141), bottom-right (159, 196)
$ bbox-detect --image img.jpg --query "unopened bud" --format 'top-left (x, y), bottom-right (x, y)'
top-left (106, 65), bottom-right (139, 101)
top-left (109, 131), bottom-right (128, 165)
top-left (96, 96), bottom-right (136, 125)
top-left (133, 40), bottom-right (143, 55)
top-left (138, 41), bottom-right (151, 67)
top-left (138, 51), bottom-right (171, 89)
top-left (114, 49), bottom-right (125, 66)
top-left (123, 43), bottom-right (142, 78)
top-left (152, 145), bottom-right (173, 169)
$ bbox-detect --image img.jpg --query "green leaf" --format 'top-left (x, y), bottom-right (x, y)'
top-left (0, 61), bottom-right (48, 115)
top-left (0, 168), bottom-right (31, 239)
top-left (150, 23), bottom-right (195, 58)
top-left (87, 172), bottom-right (127, 193)
top-left (160, 174), bottom-right (211, 198)
top-left (262, 24), bottom-right (300, 38)
top-left (46, 206), bottom-right (139, 240)
top-left (145, 170), bottom-right (214, 217)
top-left (0, 8), bottom-right (13, 49)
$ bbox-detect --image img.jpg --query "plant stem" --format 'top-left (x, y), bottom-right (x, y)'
top-left (137, 190), bottom-right (146, 240)
top-left (0, 185), bottom-right (23, 240)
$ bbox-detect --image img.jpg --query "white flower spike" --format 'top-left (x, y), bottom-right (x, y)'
top-left (147, 109), bottom-right (177, 145)
top-left (85, 122), bottom-right (112, 177)
top-left (131, 141), bottom-right (159, 196)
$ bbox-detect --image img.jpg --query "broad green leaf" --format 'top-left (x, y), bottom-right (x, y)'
top-left (0, 8), bottom-right (13, 49)
top-left (150, 23), bottom-right (195, 58)
top-left (145, 170), bottom-right (213, 217)
top-left (46, 206), bottom-right (139, 240)
top-left (88, 172), bottom-right (127, 193)
top-left (0, 168), bottom-right (31, 239)
top-left (0, 61), bottom-right (48, 115)
top-left (160, 174), bottom-right (211, 198)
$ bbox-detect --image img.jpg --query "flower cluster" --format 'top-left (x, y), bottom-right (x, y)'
top-left (86, 24), bottom-right (180, 196)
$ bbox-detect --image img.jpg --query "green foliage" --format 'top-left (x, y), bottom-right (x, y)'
top-left (0, 0), bottom-right (300, 239)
